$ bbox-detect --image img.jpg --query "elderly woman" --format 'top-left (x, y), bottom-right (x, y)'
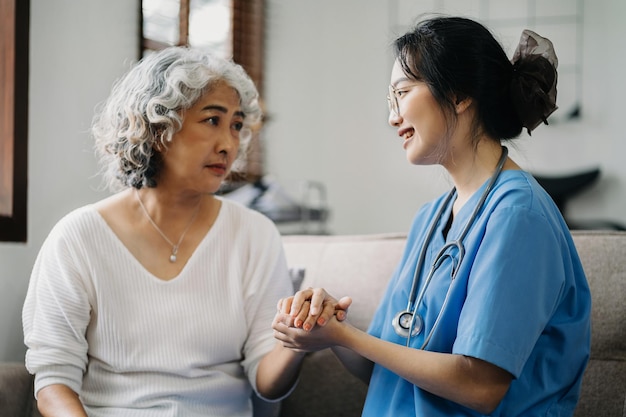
top-left (23, 47), bottom-right (303, 416)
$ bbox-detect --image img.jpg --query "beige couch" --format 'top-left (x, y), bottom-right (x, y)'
top-left (2, 231), bottom-right (625, 416)
top-left (277, 231), bottom-right (626, 417)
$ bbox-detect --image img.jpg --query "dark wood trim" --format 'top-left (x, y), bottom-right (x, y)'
top-left (232, 0), bottom-right (265, 95)
top-left (0, 0), bottom-right (16, 218)
top-left (142, 38), bottom-right (171, 52)
top-left (138, 0), bottom-right (144, 57)
top-left (0, 0), bottom-right (29, 243)
top-left (178, 0), bottom-right (190, 46)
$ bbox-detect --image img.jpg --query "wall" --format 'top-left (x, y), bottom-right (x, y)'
top-left (0, 0), bottom-right (138, 361)
top-left (263, 0), bottom-right (626, 235)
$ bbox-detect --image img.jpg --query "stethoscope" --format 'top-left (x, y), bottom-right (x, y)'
top-left (392, 146), bottom-right (509, 348)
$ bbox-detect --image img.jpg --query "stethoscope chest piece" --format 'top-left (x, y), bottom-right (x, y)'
top-left (392, 310), bottom-right (423, 337)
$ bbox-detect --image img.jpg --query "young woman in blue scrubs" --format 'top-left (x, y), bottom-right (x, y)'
top-left (272, 16), bottom-right (591, 417)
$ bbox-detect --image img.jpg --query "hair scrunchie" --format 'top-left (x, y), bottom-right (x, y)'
top-left (510, 29), bottom-right (559, 135)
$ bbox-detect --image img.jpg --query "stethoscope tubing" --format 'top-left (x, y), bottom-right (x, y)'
top-left (397, 146), bottom-right (509, 348)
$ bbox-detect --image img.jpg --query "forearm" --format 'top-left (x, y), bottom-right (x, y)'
top-left (338, 326), bottom-right (511, 414)
top-left (37, 384), bottom-right (88, 417)
top-left (331, 345), bottom-right (373, 384)
top-left (255, 341), bottom-right (307, 400)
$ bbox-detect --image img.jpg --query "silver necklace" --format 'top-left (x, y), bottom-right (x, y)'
top-left (135, 189), bottom-right (202, 263)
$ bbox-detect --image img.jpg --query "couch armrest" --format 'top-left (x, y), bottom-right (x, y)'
top-left (0, 362), bottom-right (39, 417)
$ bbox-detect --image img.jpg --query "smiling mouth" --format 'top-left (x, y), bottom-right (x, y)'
top-left (402, 129), bottom-right (414, 141)
top-left (399, 128), bottom-right (414, 150)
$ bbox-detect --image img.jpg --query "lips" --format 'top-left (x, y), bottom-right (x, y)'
top-left (206, 163), bottom-right (228, 176)
top-left (398, 126), bottom-right (414, 138)
top-left (398, 127), bottom-right (415, 148)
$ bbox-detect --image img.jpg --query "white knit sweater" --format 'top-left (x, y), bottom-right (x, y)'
top-left (23, 198), bottom-right (293, 417)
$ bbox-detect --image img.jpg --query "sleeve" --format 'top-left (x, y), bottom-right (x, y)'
top-left (239, 217), bottom-right (294, 398)
top-left (452, 206), bottom-right (565, 377)
top-left (22, 218), bottom-right (91, 397)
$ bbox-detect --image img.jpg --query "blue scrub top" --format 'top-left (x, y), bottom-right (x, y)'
top-left (364, 170), bottom-right (591, 417)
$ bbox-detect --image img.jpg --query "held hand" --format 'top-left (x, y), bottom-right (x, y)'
top-left (275, 295), bottom-right (315, 330)
top-left (277, 288), bottom-right (352, 332)
top-left (272, 312), bottom-right (346, 353)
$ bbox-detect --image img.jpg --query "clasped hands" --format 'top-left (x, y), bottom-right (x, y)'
top-left (272, 287), bottom-right (352, 352)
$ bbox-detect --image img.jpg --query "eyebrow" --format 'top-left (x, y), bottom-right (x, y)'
top-left (200, 105), bottom-right (245, 118)
top-left (390, 77), bottom-right (412, 88)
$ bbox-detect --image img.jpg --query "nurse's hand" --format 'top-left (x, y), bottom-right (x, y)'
top-left (276, 287), bottom-right (352, 332)
top-left (273, 312), bottom-right (348, 353)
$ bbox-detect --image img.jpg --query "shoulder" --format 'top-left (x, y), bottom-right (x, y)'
top-left (488, 170), bottom-right (561, 220)
top-left (40, 204), bottom-right (114, 264)
top-left (217, 197), bottom-right (280, 236)
top-left (34, 205), bottom-right (103, 272)
top-left (215, 198), bottom-right (286, 264)
top-left (48, 205), bottom-right (100, 239)
top-left (482, 170), bottom-right (573, 248)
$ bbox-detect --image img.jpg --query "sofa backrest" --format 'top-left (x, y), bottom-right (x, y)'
top-left (569, 231), bottom-right (626, 417)
top-left (280, 231), bottom-right (626, 417)
top-left (282, 233), bottom-right (405, 331)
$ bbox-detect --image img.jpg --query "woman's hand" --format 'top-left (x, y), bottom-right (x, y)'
top-left (272, 310), bottom-right (348, 353)
top-left (276, 287), bottom-right (352, 332)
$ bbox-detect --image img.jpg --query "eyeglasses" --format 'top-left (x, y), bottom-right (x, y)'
top-left (387, 83), bottom-right (420, 116)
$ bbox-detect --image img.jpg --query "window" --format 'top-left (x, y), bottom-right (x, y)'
top-left (141, 0), bottom-right (265, 93)
top-left (0, 0), bottom-right (29, 242)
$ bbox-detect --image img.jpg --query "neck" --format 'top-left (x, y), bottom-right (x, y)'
top-left (447, 141), bottom-right (506, 204)
top-left (133, 188), bottom-right (214, 239)
top-left (135, 188), bottom-right (207, 219)
top-left (134, 188), bottom-right (208, 263)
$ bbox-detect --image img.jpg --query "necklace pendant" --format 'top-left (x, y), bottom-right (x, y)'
top-left (170, 245), bottom-right (179, 263)
top-left (135, 189), bottom-right (201, 266)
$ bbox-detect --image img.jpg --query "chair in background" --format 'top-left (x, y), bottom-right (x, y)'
top-left (533, 167), bottom-right (626, 231)
top-left (219, 176), bottom-right (330, 235)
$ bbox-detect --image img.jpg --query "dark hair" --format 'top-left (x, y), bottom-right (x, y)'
top-left (394, 16), bottom-right (556, 142)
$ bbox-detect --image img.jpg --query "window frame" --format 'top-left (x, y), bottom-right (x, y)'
top-left (140, 0), bottom-right (265, 94)
top-left (0, 0), bottom-right (29, 243)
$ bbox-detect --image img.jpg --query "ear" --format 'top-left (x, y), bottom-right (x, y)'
top-left (151, 127), bottom-right (166, 153)
top-left (454, 96), bottom-right (473, 114)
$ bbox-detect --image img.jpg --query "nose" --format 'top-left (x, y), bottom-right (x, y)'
top-left (388, 109), bottom-right (402, 127)
top-left (216, 129), bottom-right (239, 155)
